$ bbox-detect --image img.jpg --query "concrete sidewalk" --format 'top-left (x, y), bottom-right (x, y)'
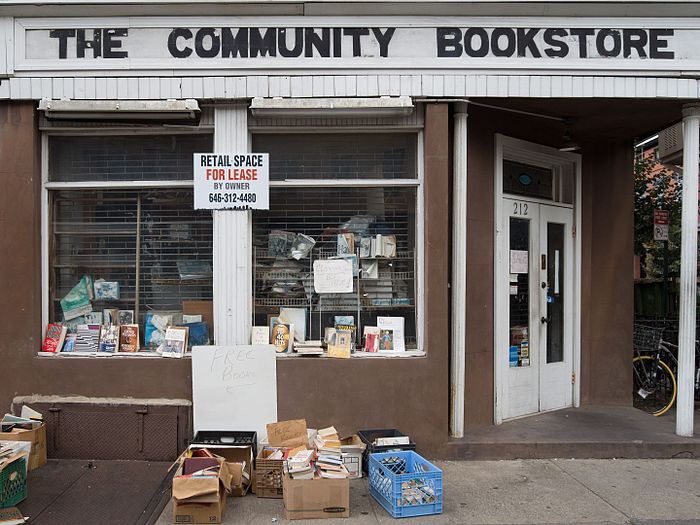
top-left (156, 459), bottom-right (700, 525)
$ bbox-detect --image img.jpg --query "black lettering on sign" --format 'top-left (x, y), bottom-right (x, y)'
top-left (464, 28), bottom-right (490, 57)
top-left (343, 28), bottom-right (369, 57)
top-left (278, 28), bottom-right (303, 57)
top-left (76, 29), bottom-right (102, 58)
top-left (491, 28), bottom-right (516, 57)
top-left (250, 28), bottom-right (276, 57)
top-left (569, 28), bottom-right (595, 58)
top-left (168, 28), bottom-right (193, 58)
top-left (222, 28), bottom-right (248, 58)
top-left (103, 29), bottom-right (128, 58)
top-left (195, 28), bottom-right (220, 58)
top-left (305, 28), bottom-right (331, 58)
top-left (517, 28), bottom-right (542, 58)
top-left (49, 29), bottom-right (76, 59)
top-left (622, 29), bottom-right (648, 58)
top-left (543, 29), bottom-right (569, 58)
top-left (596, 29), bottom-right (621, 57)
top-left (649, 29), bottom-right (674, 59)
top-left (372, 28), bottom-right (396, 57)
top-left (436, 28), bottom-right (462, 58)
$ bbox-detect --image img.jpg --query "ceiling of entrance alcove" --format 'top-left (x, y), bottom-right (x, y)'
top-left (472, 98), bottom-right (686, 142)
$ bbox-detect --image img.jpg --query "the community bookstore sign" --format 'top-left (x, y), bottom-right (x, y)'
top-left (193, 153), bottom-right (269, 211)
top-left (15, 19), bottom-right (700, 73)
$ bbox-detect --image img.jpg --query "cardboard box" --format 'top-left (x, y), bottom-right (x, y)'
top-left (255, 447), bottom-right (288, 499)
top-left (0, 423), bottom-right (47, 471)
top-left (188, 445), bottom-right (253, 497)
top-left (340, 435), bottom-right (366, 479)
top-left (282, 472), bottom-right (350, 520)
top-left (172, 457), bottom-right (232, 524)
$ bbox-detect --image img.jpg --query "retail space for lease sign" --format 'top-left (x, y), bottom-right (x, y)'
top-left (194, 153), bottom-right (269, 210)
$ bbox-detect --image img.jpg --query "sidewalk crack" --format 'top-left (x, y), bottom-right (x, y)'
top-left (547, 459), bottom-right (632, 524)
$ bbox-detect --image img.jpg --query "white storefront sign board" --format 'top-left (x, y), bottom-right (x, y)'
top-left (194, 153), bottom-right (269, 210)
top-left (191, 345), bottom-right (277, 441)
top-left (14, 18), bottom-right (700, 75)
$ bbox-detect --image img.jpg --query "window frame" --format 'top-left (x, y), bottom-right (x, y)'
top-left (41, 127), bottom-right (214, 344)
top-left (251, 128), bottom-right (426, 354)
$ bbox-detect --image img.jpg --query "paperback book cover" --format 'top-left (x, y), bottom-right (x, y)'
top-left (42, 323), bottom-right (67, 353)
top-left (119, 324), bottom-right (140, 352)
top-left (363, 326), bottom-right (380, 353)
top-left (327, 330), bottom-right (352, 359)
top-left (379, 329), bottom-right (394, 351)
top-left (75, 324), bottom-right (100, 352)
top-left (162, 326), bottom-right (188, 358)
top-left (98, 324), bottom-right (120, 353)
top-left (61, 333), bottom-right (77, 352)
top-left (118, 309), bottom-right (135, 325)
top-left (270, 320), bottom-right (294, 353)
top-left (251, 326), bottom-right (270, 345)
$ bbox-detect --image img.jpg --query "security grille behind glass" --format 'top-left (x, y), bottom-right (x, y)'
top-left (51, 189), bottom-right (213, 335)
top-left (252, 187), bottom-right (417, 348)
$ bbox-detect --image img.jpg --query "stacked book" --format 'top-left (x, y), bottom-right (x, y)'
top-left (294, 340), bottom-right (324, 356)
top-left (287, 448), bottom-right (315, 480)
top-left (313, 426), bottom-right (349, 479)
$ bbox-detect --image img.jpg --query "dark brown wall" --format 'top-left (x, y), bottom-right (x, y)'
top-left (579, 138), bottom-right (634, 405)
top-left (0, 102), bottom-right (42, 412)
top-left (277, 103), bottom-right (451, 454)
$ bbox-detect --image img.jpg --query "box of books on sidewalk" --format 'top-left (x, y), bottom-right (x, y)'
top-left (255, 447), bottom-right (289, 499)
top-left (340, 434), bottom-right (366, 479)
top-left (172, 453), bottom-right (233, 524)
top-left (0, 406), bottom-right (47, 471)
top-left (282, 425), bottom-right (351, 520)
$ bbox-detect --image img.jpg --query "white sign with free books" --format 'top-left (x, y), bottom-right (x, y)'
top-left (313, 259), bottom-right (353, 294)
top-left (193, 153), bottom-right (269, 210)
top-left (191, 345), bottom-right (277, 441)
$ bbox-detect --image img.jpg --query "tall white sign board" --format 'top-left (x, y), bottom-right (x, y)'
top-left (192, 345), bottom-right (277, 442)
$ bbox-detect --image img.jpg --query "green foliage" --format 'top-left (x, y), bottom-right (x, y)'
top-left (633, 151), bottom-right (682, 278)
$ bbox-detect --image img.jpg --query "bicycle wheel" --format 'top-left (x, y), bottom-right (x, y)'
top-left (633, 356), bottom-right (677, 416)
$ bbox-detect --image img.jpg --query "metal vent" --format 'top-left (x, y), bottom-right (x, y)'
top-left (658, 122), bottom-right (683, 165)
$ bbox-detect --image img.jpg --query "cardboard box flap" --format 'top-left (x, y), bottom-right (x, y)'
top-left (267, 419), bottom-right (308, 448)
top-left (340, 435), bottom-right (366, 451)
top-left (173, 476), bottom-right (220, 501)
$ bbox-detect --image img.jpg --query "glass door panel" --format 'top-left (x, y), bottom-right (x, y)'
top-left (546, 222), bottom-right (565, 364)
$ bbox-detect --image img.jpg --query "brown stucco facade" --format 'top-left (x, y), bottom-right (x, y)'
top-left (0, 98), bottom-right (680, 459)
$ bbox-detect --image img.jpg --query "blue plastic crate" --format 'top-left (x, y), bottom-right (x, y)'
top-left (368, 451), bottom-right (443, 518)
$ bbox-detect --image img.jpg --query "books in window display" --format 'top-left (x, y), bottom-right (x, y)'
top-left (294, 340), bottom-right (324, 356)
top-left (98, 324), bottom-right (120, 353)
top-left (42, 323), bottom-right (67, 353)
top-left (74, 324), bottom-right (101, 353)
top-left (162, 326), bottom-right (189, 359)
top-left (119, 324), bottom-right (140, 352)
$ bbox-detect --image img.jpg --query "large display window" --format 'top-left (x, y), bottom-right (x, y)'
top-left (45, 132), bottom-right (214, 352)
top-left (252, 132), bottom-right (422, 354)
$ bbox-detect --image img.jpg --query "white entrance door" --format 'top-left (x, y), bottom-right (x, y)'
top-left (500, 199), bottom-right (574, 420)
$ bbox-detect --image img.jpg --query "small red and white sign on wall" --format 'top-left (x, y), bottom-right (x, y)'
top-left (653, 209), bottom-right (669, 241)
top-left (194, 153), bottom-right (269, 210)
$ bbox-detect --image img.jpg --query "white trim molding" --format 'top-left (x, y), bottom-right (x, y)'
top-left (213, 103), bottom-right (252, 346)
top-left (450, 101), bottom-right (468, 438)
top-left (2, 75), bottom-right (700, 101)
top-left (676, 103), bottom-right (700, 437)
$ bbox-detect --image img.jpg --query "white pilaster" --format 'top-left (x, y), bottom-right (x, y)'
top-left (676, 104), bottom-right (700, 437)
top-left (213, 103), bottom-right (252, 346)
top-left (450, 102), bottom-right (468, 438)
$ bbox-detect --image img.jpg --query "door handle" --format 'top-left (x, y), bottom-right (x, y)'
top-left (541, 316), bottom-right (550, 324)
top-left (541, 281), bottom-right (548, 289)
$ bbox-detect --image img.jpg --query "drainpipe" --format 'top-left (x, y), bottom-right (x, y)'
top-left (676, 104), bottom-right (699, 437)
top-left (450, 102), bottom-right (468, 438)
